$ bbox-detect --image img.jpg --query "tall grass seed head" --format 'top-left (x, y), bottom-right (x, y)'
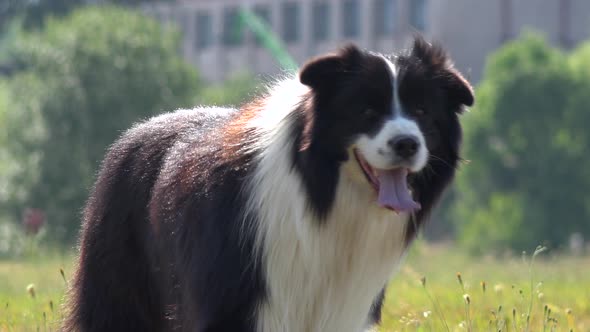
top-left (463, 293), bottom-right (471, 304)
top-left (26, 283), bottom-right (36, 298)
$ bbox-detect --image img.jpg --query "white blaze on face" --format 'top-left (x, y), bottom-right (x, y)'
top-left (354, 56), bottom-right (428, 172)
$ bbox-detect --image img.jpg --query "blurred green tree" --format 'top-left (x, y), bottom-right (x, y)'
top-left (453, 33), bottom-right (590, 253)
top-left (200, 73), bottom-right (262, 107)
top-left (0, 5), bottom-right (199, 242)
top-left (0, 0), bottom-right (172, 32)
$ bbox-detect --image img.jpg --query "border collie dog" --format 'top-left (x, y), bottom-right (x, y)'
top-left (65, 37), bottom-right (473, 332)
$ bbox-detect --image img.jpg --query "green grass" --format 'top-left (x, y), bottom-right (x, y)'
top-left (381, 244), bottom-right (590, 331)
top-left (0, 245), bottom-right (588, 331)
top-left (0, 254), bottom-right (73, 332)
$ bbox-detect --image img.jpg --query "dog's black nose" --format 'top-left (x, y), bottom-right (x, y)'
top-left (389, 135), bottom-right (419, 158)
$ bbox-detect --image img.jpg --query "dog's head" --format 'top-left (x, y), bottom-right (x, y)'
top-left (299, 37), bottom-right (473, 213)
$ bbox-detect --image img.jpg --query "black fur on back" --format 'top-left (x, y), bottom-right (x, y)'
top-left (63, 108), bottom-right (267, 331)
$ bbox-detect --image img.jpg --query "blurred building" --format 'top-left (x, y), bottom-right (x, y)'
top-left (143, 0), bottom-right (590, 83)
top-left (428, 0), bottom-right (590, 83)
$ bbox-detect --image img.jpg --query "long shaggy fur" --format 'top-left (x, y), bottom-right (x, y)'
top-left (64, 37), bottom-right (473, 332)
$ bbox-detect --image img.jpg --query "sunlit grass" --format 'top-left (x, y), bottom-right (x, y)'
top-left (0, 254), bottom-right (73, 332)
top-left (381, 243), bottom-right (590, 331)
top-left (1, 244), bottom-right (588, 331)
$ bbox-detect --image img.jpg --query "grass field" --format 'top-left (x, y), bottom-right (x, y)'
top-left (1, 243), bottom-right (588, 331)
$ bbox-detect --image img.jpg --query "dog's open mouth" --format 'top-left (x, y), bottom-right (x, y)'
top-left (353, 149), bottom-right (421, 213)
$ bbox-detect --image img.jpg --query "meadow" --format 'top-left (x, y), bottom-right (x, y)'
top-left (0, 243), bottom-right (588, 331)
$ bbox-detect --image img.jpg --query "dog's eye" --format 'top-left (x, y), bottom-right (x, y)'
top-left (415, 108), bottom-right (425, 116)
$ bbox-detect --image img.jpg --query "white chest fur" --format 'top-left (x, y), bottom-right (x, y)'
top-left (245, 80), bottom-right (410, 332)
top-left (248, 143), bottom-right (409, 332)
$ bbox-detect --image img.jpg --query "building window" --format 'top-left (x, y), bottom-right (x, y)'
top-left (342, 0), bottom-right (360, 38)
top-left (178, 11), bottom-right (190, 36)
top-left (154, 10), bottom-right (168, 26)
top-left (409, 0), bottom-right (427, 30)
top-left (282, 2), bottom-right (301, 43)
top-left (253, 4), bottom-right (272, 46)
top-left (312, 2), bottom-right (331, 42)
top-left (253, 4), bottom-right (271, 26)
top-left (222, 7), bottom-right (243, 46)
top-left (373, 0), bottom-right (396, 36)
top-left (195, 11), bottom-right (213, 50)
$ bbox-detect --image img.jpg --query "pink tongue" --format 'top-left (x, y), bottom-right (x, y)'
top-left (376, 168), bottom-right (421, 213)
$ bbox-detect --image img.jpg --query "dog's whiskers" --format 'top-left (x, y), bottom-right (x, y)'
top-left (428, 154), bottom-right (454, 169)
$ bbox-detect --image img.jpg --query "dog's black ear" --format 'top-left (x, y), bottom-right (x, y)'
top-left (412, 36), bottom-right (474, 108)
top-left (411, 36), bottom-right (449, 68)
top-left (444, 67), bottom-right (474, 109)
top-left (300, 44), bottom-right (362, 89)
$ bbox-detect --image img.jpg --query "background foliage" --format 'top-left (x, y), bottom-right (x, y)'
top-left (199, 73), bottom-right (263, 107)
top-left (0, 6), bottom-right (200, 242)
top-left (0, 4), bottom-right (258, 247)
top-left (0, 0), bottom-right (172, 32)
top-left (0, 4), bottom-right (588, 255)
top-left (451, 33), bottom-right (590, 253)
